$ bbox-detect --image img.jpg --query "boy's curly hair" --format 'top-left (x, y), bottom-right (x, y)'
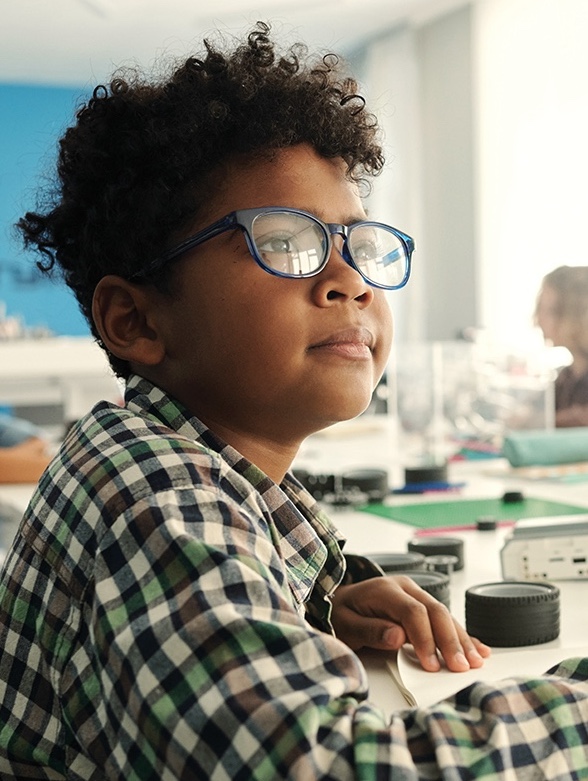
top-left (17, 22), bottom-right (385, 377)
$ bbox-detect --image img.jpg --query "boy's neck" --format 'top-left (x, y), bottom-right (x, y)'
top-left (201, 418), bottom-right (301, 484)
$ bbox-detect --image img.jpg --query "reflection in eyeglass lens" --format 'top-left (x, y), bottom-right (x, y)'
top-left (249, 212), bottom-right (407, 286)
top-left (252, 213), bottom-right (326, 275)
top-left (349, 226), bottom-right (406, 286)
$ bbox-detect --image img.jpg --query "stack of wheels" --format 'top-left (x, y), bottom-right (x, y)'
top-left (407, 536), bottom-right (465, 571)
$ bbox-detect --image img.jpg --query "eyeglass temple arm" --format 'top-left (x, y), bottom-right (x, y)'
top-left (380, 231), bottom-right (415, 266)
top-left (133, 213), bottom-right (239, 279)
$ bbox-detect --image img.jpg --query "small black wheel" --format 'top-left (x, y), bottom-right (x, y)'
top-left (465, 581), bottom-right (560, 647)
top-left (392, 569), bottom-right (451, 609)
top-left (502, 490), bottom-right (525, 504)
top-left (408, 536), bottom-right (464, 570)
top-left (366, 552), bottom-right (427, 573)
top-left (476, 515), bottom-right (497, 531)
top-left (426, 554), bottom-right (459, 575)
top-left (404, 462), bottom-right (448, 484)
top-left (341, 468), bottom-right (389, 503)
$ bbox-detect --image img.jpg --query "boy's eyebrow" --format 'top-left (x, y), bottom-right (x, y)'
top-left (304, 207), bottom-right (369, 225)
top-left (343, 213), bottom-right (370, 225)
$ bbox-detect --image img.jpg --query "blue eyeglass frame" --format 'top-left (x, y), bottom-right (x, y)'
top-left (134, 206), bottom-right (415, 290)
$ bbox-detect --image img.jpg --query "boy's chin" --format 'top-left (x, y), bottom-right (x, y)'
top-left (322, 399), bottom-right (375, 428)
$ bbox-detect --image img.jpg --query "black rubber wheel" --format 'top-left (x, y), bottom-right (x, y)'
top-left (408, 536), bottom-right (464, 570)
top-left (425, 554), bottom-right (459, 574)
top-left (366, 552), bottom-right (427, 573)
top-left (502, 490), bottom-right (525, 504)
top-left (465, 581), bottom-right (560, 647)
top-left (341, 469), bottom-right (389, 503)
top-left (392, 569), bottom-right (451, 608)
top-left (476, 515), bottom-right (497, 531)
top-left (404, 463), bottom-right (448, 483)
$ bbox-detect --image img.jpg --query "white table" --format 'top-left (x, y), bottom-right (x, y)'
top-left (330, 457), bottom-right (588, 714)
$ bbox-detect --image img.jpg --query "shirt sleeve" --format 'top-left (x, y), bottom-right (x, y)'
top-left (342, 552), bottom-right (385, 584)
top-left (61, 487), bottom-right (588, 780)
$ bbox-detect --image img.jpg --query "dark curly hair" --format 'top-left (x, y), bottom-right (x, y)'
top-left (17, 22), bottom-right (385, 377)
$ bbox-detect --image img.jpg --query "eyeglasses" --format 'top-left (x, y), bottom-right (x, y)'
top-left (134, 206), bottom-right (414, 290)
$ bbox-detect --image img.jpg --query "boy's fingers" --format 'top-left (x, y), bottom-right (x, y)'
top-left (331, 577), bottom-right (491, 672)
top-left (333, 608), bottom-right (407, 650)
top-left (383, 579), bottom-right (489, 672)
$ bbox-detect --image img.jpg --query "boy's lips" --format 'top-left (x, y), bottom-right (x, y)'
top-left (308, 327), bottom-right (375, 358)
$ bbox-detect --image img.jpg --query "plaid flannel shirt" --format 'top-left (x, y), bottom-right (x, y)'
top-left (0, 375), bottom-right (587, 780)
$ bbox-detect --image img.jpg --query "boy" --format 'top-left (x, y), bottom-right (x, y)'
top-left (0, 22), bottom-right (586, 780)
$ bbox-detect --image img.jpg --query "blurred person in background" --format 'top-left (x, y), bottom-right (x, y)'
top-left (0, 412), bottom-right (51, 483)
top-left (535, 265), bottom-right (588, 426)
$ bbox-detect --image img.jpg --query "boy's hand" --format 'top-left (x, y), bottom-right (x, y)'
top-left (330, 575), bottom-right (491, 672)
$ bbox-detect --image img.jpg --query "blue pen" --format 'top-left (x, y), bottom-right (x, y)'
top-left (392, 481), bottom-right (466, 494)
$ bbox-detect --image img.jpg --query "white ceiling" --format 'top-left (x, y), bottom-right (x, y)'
top-left (0, 0), bottom-right (464, 86)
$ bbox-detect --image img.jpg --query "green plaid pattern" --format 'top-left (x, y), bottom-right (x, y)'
top-left (0, 375), bottom-right (587, 779)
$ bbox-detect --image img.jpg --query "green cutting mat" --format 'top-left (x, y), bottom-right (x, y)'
top-left (359, 497), bottom-right (588, 529)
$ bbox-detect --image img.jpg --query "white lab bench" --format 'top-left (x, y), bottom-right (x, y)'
top-left (329, 456), bottom-right (588, 713)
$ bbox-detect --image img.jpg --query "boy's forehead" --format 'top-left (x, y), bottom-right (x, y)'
top-left (197, 143), bottom-right (362, 222)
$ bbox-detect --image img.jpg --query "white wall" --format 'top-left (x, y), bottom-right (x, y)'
top-left (360, 0), bottom-right (588, 348)
top-left (417, 6), bottom-right (476, 340)
top-left (361, 26), bottom-right (427, 344)
top-left (473, 0), bottom-right (588, 342)
top-left (360, 6), bottom-right (475, 343)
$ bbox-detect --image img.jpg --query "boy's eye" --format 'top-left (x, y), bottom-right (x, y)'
top-left (258, 235), bottom-right (297, 254)
top-left (352, 239), bottom-right (379, 262)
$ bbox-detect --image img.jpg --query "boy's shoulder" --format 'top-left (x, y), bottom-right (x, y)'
top-left (62, 399), bottom-right (225, 493)
top-left (25, 399), bottom-right (248, 555)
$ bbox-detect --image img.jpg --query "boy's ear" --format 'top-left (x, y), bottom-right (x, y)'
top-left (92, 275), bottom-right (165, 367)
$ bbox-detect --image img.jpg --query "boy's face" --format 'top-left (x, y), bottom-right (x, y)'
top-left (145, 143), bottom-right (393, 445)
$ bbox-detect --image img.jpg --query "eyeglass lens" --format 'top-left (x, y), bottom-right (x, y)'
top-left (252, 212), bottom-right (327, 276)
top-left (250, 211), bottom-right (407, 288)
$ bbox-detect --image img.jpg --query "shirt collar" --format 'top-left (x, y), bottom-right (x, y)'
top-left (124, 375), bottom-right (346, 602)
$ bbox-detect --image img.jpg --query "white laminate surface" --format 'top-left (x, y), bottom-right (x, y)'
top-left (333, 457), bottom-right (588, 715)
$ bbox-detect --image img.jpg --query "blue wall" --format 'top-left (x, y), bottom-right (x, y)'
top-left (0, 83), bottom-right (90, 335)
